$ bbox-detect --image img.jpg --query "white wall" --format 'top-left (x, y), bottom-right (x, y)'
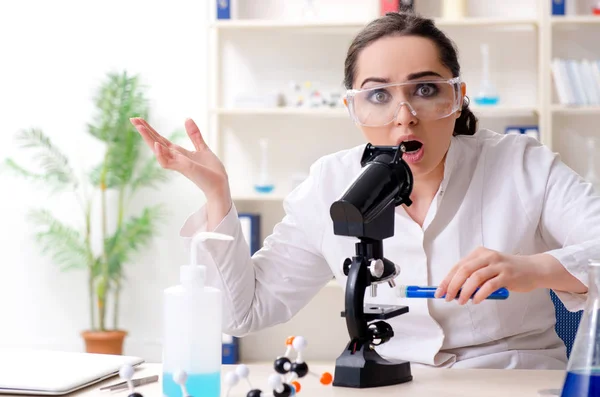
top-left (0, 0), bottom-right (209, 361)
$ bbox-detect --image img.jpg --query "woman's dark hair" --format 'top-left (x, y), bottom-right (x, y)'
top-left (344, 12), bottom-right (478, 136)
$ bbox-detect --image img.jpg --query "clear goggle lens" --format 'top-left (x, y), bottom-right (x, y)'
top-left (348, 78), bottom-right (461, 127)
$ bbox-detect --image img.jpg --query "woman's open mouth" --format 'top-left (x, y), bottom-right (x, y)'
top-left (400, 140), bottom-right (424, 163)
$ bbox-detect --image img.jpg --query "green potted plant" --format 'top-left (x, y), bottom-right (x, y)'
top-left (3, 71), bottom-right (179, 355)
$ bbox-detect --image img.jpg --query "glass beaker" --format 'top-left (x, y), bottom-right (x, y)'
top-left (560, 260), bottom-right (600, 397)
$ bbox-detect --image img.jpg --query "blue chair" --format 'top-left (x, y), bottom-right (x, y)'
top-left (550, 290), bottom-right (583, 358)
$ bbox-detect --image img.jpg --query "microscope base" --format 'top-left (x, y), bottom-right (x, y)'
top-left (332, 340), bottom-right (413, 388)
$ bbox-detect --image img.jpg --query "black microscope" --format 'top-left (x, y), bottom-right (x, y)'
top-left (329, 143), bottom-right (414, 388)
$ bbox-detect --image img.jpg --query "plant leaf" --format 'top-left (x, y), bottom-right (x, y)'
top-left (130, 157), bottom-right (169, 192)
top-left (87, 71), bottom-right (149, 143)
top-left (27, 209), bottom-right (91, 271)
top-left (87, 71), bottom-right (150, 189)
top-left (3, 158), bottom-right (51, 182)
top-left (8, 128), bottom-right (78, 192)
top-left (88, 163), bottom-right (122, 190)
top-left (104, 205), bottom-right (167, 279)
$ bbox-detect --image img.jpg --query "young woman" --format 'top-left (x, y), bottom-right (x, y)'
top-left (131, 12), bottom-right (598, 369)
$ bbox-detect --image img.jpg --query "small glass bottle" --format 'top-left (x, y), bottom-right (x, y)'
top-left (474, 43), bottom-right (499, 106)
top-left (560, 260), bottom-right (600, 397)
top-left (254, 138), bottom-right (275, 194)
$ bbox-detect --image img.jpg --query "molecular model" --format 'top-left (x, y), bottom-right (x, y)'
top-left (116, 336), bottom-right (331, 397)
top-left (224, 336), bottom-right (333, 397)
top-left (117, 364), bottom-right (192, 397)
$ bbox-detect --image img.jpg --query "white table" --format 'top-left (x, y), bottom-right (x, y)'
top-left (12, 363), bottom-right (567, 397)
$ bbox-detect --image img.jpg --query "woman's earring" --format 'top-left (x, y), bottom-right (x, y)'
top-left (462, 95), bottom-right (470, 108)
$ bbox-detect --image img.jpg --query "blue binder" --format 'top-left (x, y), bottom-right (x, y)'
top-left (238, 213), bottom-right (261, 255)
top-left (222, 333), bottom-right (239, 364)
top-left (552, 0), bottom-right (565, 15)
top-left (216, 0), bottom-right (232, 20)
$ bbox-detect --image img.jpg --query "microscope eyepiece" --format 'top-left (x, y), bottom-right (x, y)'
top-left (330, 144), bottom-right (413, 240)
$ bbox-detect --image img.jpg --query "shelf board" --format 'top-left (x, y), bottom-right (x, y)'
top-left (211, 17), bottom-right (538, 31)
top-left (213, 107), bottom-right (347, 117)
top-left (551, 16), bottom-right (600, 25)
top-left (551, 105), bottom-right (600, 115)
top-left (231, 192), bottom-right (287, 201)
top-left (211, 20), bottom-right (366, 31)
top-left (214, 106), bottom-right (537, 118)
top-left (434, 17), bottom-right (538, 27)
top-left (470, 105), bottom-right (539, 117)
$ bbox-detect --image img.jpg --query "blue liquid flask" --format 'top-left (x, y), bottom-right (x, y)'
top-left (473, 43), bottom-right (499, 106)
top-left (253, 138), bottom-right (275, 194)
top-left (560, 260), bottom-right (600, 397)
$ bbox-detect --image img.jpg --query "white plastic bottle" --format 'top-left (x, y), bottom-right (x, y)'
top-left (162, 231), bottom-right (233, 397)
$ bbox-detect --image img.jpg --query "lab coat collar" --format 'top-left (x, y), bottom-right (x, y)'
top-left (439, 135), bottom-right (462, 196)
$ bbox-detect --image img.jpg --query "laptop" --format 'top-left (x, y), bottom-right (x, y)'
top-left (0, 348), bottom-right (144, 395)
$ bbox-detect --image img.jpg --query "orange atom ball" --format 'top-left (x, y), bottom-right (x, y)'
top-left (291, 381), bottom-right (301, 392)
top-left (286, 336), bottom-right (295, 346)
top-left (320, 372), bottom-right (333, 385)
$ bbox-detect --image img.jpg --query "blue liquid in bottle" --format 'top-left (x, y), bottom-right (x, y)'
top-left (254, 184), bottom-right (275, 194)
top-left (560, 369), bottom-right (600, 397)
top-left (162, 372), bottom-right (221, 397)
top-left (473, 96), bottom-right (499, 106)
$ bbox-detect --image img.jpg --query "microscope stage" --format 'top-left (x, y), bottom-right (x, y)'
top-left (341, 304), bottom-right (408, 321)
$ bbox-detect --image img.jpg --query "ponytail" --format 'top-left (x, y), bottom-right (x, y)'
top-left (454, 96), bottom-right (478, 136)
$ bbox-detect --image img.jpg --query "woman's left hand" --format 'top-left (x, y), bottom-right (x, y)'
top-left (434, 247), bottom-right (542, 305)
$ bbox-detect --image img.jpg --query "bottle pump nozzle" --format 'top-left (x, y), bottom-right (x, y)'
top-left (182, 231), bottom-right (234, 287)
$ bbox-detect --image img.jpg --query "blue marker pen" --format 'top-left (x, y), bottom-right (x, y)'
top-left (395, 285), bottom-right (509, 300)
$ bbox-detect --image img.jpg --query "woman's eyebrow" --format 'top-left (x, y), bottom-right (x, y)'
top-left (360, 71), bottom-right (445, 88)
top-left (406, 71), bottom-right (444, 80)
top-left (360, 77), bottom-right (389, 88)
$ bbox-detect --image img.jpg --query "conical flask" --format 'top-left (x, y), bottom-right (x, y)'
top-left (560, 260), bottom-right (600, 397)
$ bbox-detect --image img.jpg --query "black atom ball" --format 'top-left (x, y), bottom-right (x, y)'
top-left (247, 389), bottom-right (263, 397)
top-left (290, 362), bottom-right (309, 378)
top-left (128, 393), bottom-right (144, 397)
top-left (274, 357), bottom-right (291, 374)
top-left (273, 383), bottom-right (293, 397)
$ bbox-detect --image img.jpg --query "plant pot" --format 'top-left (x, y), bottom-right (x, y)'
top-left (81, 330), bottom-right (127, 355)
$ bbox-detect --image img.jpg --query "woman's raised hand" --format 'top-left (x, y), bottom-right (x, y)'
top-left (130, 117), bottom-right (232, 228)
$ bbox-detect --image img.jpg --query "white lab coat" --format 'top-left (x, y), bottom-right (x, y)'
top-left (180, 129), bottom-right (600, 369)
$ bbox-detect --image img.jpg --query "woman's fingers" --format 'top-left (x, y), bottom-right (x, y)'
top-left (154, 142), bottom-right (220, 189)
top-left (133, 118), bottom-right (170, 147)
top-left (457, 265), bottom-right (499, 305)
top-left (136, 124), bottom-right (160, 153)
top-left (443, 257), bottom-right (489, 302)
top-left (184, 118), bottom-right (208, 151)
top-left (154, 142), bottom-right (174, 168)
top-left (132, 118), bottom-right (192, 158)
top-left (472, 276), bottom-right (504, 304)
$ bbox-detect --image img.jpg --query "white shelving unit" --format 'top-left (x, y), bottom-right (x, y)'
top-left (207, 0), bottom-right (600, 205)
top-left (204, 0), bottom-right (600, 361)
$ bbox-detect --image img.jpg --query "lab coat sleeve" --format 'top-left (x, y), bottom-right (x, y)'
top-left (521, 142), bottom-right (600, 312)
top-left (179, 158), bottom-right (333, 336)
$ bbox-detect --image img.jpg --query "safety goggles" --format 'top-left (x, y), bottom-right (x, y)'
top-left (345, 76), bottom-right (462, 127)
